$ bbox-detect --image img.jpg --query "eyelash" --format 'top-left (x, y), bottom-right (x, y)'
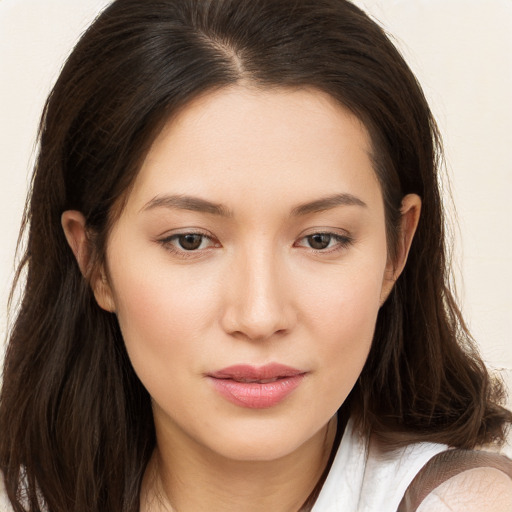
top-left (157, 231), bottom-right (354, 258)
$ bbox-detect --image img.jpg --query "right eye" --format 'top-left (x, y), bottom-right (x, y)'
top-left (158, 231), bottom-right (220, 255)
top-left (172, 233), bottom-right (209, 251)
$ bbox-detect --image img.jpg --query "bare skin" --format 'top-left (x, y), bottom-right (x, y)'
top-left (140, 415), bottom-right (338, 512)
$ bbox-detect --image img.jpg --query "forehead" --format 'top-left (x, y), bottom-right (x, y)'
top-left (125, 85), bottom-right (382, 213)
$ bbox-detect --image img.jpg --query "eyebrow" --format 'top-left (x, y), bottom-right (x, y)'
top-left (290, 193), bottom-right (367, 216)
top-left (141, 192), bottom-right (366, 217)
top-left (141, 194), bottom-right (233, 217)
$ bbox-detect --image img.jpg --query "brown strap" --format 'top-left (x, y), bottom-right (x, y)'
top-left (397, 449), bottom-right (512, 512)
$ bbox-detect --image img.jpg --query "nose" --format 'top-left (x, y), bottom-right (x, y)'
top-left (220, 248), bottom-right (296, 342)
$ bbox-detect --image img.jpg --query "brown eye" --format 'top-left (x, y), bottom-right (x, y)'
top-left (178, 234), bottom-right (204, 250)
top-left (295, 232), bottom-right (354, 253)
top-left (158, 231), bottom-right (219, 256)
top-left (306, 233), bottom-right (332, 250)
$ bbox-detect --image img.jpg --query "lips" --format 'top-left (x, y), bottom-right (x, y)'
top-left (208, 364), bottom-right (306, 409)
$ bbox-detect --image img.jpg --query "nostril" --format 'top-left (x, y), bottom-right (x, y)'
top-left (225, 327), bottom-right (290, 343)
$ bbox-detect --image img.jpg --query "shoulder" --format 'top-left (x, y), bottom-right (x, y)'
top-left (418, 466), bottom-right (512, 512)
top-left (0, 472), bottom-right (14, 512)
top-left (402, 449), bottom-right (512, 512)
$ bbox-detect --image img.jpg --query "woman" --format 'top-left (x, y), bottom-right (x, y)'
top-left (0, 0), bottom-right (511, 511)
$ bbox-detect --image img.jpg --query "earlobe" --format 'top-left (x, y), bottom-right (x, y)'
top-left (93, 269), bottom-right (117, 313)
top-left (380, 194), bottom-right (422, 304)
top-left (61, 210), bottom-right (116, 313)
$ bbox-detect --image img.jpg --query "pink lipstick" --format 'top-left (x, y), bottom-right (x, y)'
top-left (208, 363), bottom-right (306, 409)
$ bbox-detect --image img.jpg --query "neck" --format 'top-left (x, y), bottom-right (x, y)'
top-left (141, 417), bottom-right (338, 512)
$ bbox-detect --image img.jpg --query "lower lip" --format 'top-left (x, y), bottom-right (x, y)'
top-left (209, 374), bottom-right (305, 409)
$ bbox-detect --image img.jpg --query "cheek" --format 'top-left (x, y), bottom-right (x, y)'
top-left (107, 251), bottom-right (222, 381)
top-left (298, 252), bottom-right (386, 335)
top-left (296, 256), bottom-right (386, 395)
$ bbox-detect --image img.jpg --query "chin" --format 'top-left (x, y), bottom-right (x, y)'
top-left (199, 420), bottom-right (324, 463)
top-left (212, 440), bottom-right (302, 463)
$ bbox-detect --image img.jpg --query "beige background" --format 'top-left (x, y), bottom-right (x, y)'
top-left (1, 0), bottom-right (511, 416)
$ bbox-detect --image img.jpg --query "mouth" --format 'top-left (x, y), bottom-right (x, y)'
top-left (224, 377), bottom-right (282, 384)
top-left (207, 363), bottom-right (307, 409)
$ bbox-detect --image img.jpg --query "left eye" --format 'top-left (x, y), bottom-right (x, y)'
top-left (296, 233), bottom-right (352, 251)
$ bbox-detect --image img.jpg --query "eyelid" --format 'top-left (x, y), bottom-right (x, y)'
top-left (158, 227), bottom-right (214, 240)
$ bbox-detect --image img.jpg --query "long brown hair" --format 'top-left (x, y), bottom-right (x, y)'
top-left (1, 0), bottom-right (510, 510)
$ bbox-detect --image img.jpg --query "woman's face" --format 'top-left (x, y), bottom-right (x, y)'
top-left (99, 86), bottom-right (399, 462)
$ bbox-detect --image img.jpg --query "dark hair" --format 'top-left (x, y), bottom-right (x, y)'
top-left (1, 0), bottom-right (510, 510)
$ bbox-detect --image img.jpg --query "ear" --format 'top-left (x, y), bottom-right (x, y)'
top-left (61, 210), bottom-right (116, 313)
top-left (380, 194), bottom-right (422, 304)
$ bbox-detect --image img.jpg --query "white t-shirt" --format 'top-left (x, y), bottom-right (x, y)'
top-left (311, 418), bottom-right (447, 511)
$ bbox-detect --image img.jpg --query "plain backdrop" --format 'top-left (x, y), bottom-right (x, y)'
top-left (1, 0), bottom-right (511, 407)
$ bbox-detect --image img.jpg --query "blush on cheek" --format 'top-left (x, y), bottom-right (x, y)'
top-left (312, 278), bottom-right (381, 377)
top-left (112, 269), bottom-right (217, 375)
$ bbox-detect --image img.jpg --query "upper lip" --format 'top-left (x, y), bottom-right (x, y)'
top-left (208, 363), bottom-right (305, 381)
